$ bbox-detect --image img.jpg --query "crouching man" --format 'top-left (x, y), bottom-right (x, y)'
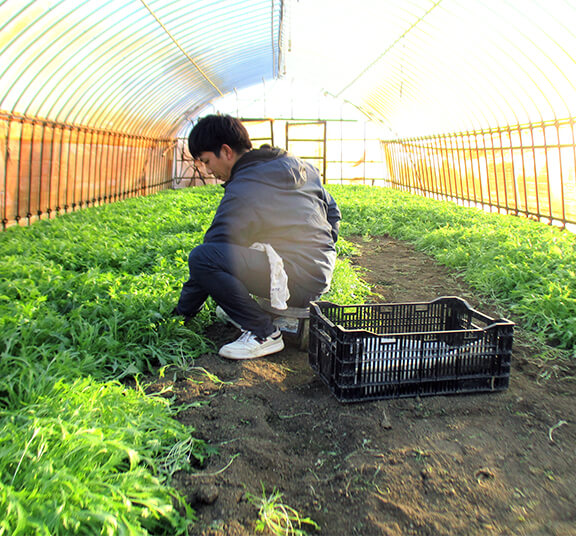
top-left (173, 115), bottom-right (341, 360)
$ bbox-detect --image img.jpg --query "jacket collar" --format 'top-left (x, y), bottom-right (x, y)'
top-left (223, 147), bottom-right (286, 187)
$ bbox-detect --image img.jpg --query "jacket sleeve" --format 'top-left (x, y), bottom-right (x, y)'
top-left (322, 188), bottom-right (341, 243)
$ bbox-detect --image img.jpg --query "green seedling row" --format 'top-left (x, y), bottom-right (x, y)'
top-left (1, 184), bottom-right (574, 534)
top-left (332, 184), bottom-right (576, 354)
top-left (0, 185), bottom-right (369, 534)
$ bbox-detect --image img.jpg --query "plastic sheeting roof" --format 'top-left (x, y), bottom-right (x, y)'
top-left (318, 0), bottom-right (576, 136)
top-left (2, 0), bottom-right (576, 139)
top-left (1, 0), bottom-right (284, 138)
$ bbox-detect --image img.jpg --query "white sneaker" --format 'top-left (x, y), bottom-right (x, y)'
top-left (218, 329), bottom-right (285, 360)
top-left (215, 306), bottom-right (242, 330)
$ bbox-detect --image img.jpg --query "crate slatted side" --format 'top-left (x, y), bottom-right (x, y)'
top-left (308, 298), bottom-right (514, 403)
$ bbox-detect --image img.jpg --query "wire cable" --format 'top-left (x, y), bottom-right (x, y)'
top-left (138, 0), bottom-right (224, 96)
top-left (336, 0), bottom-right (443, 97)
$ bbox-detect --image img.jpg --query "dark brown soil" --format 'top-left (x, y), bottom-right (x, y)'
top-left (152, 235), bottom-right (576, 536)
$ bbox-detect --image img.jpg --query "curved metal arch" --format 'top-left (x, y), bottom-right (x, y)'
top-left (0, 0), bottom-right (52, 58)
top-left (49, 8), bottom-right (182, 124)
top-left (107, 69), bottom-right (216, 137)
top-left (432, 1), bottom-right (576, 126)
top-left (0, 0), bottom-right (85, 111)
top-left (68, 25), bottom-right (222, 133)
top-left (2, 1), bottom-right (144, 120)
top-left (171, 11), bottom-right (277, 67)
top-left (468, 2), bottom-right (560, 123)
top-left (113, 36), bottom-right (280, 136)
top-left (31, 3), bottom-right (150, 120)
top-left (3, 0), bottom-right (576, 141)
top-left (151, 0), bottom-right (281, 76)
top-left (354, 24), bottom-right (518, 135)
top-left (77, 0), bottom-right (277, 136)
top-left (497, 0), bottom-right (576, 118)
top-left (138, 0), bottom-right (223, 96)
top-left (1, 0), bottom-right (282, 138)
top-left (336, 0), bottom-right (443, 98)
top-left (86, 48), bottom-right (205, 130)
top-left (391, 8), bottom-right (526, 130)
top-left (69, 27), bottom-right (199, 128)
top-left (350, 0), bottom-right (576, 135)
top-left (86, 35), bottom-right (274, 134)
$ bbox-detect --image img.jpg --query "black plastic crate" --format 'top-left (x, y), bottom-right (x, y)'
top-left (308, 297), bottom-right (514, 403)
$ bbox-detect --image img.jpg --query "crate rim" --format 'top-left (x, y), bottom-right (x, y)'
top-left (310, 296), bottom-right (515, 337)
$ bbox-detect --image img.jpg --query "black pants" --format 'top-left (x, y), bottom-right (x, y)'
top-left (176, 243), bottom-right (319, 338)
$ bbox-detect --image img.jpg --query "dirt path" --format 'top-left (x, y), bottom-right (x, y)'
top-left (154, 236), bottom-right (576, 536)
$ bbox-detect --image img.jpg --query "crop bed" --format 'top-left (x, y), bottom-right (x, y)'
top-left (1, 185), bottom-right (574, 534)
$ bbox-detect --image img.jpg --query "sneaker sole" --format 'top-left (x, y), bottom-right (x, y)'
top-left (218, 338), bottom-right (285, 360)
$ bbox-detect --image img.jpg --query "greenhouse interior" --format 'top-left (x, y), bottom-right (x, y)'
top-left (1, 1), bottom-right (576, 535)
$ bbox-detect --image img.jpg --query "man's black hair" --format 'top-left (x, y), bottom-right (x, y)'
top-left (188, 115), bottom-right (252, 158)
